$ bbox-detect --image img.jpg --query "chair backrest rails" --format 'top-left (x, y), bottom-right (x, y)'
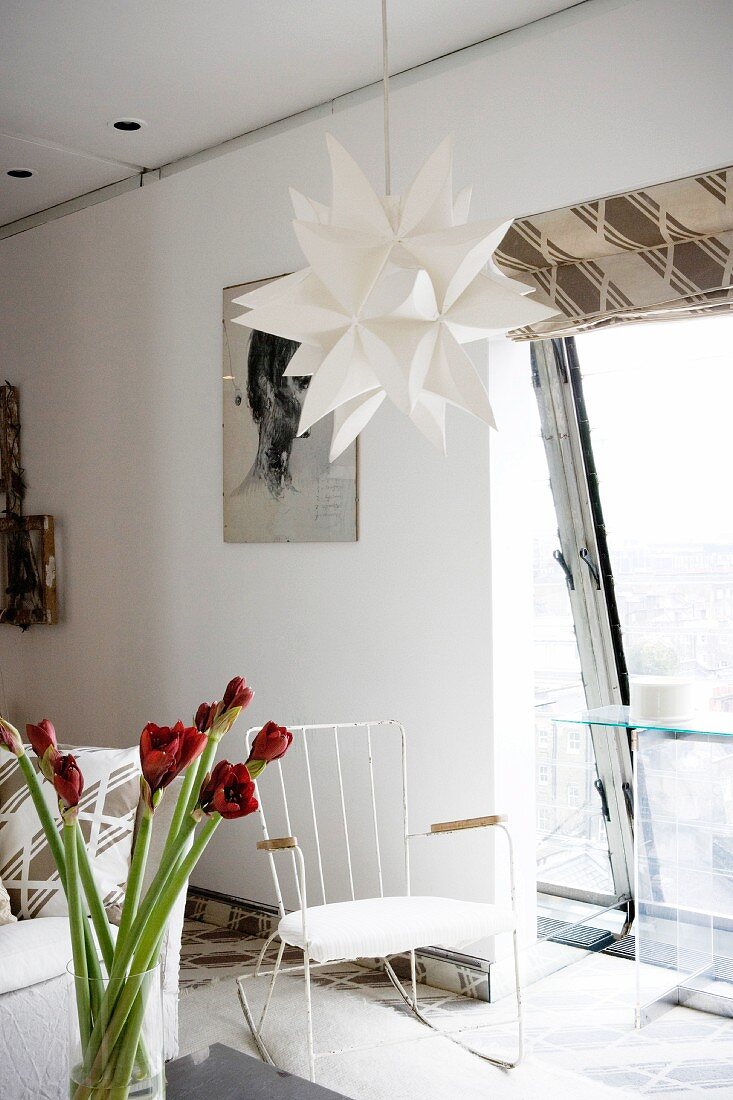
top-left (245, 721), bottom-right (408, 917)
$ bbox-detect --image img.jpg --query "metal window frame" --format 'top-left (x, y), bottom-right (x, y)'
top-left (531, 337), bottom-right (634, 903)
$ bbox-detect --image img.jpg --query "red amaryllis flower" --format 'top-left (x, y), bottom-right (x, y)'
top-left (0, 717), bottom-right (22, 757)
top-left (197, 760), bottom-right (258, 820)
top-left (222, 676), bottom-right (254, 714)
top-left (140, 721), bottom-right (207, 804)
top-left (196, 677), bottom-right (254, 739)
top-left (194, 701), bottom-right (218, 734)
top-left (26, 719), bottom-right (60, 780)
top-left (248, 721), bottom-right (293, 764)
top-left (53, 753), bottom-right (84, 812)
top-left (27, 718), bottom-right (57, 758)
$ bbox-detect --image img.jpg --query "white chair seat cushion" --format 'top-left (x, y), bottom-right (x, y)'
top-left (278, 895), bottom-right (516, 964)
top-left (0, 916), bottom-right (72, 995)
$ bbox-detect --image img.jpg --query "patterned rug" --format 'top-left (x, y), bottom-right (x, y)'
top-left (180, 917), bottom-right (733, 1097)
top-left (179, 964), bottom-right (635, 1100)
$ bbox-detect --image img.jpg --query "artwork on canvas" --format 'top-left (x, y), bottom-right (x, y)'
top-left (223, 278), bottom-right (358, 543)
top-left (0, 384), bottom-right (57, 628)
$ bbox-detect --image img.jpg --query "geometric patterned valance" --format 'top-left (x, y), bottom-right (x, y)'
top-left (494, 165), bottom-right (733, 340)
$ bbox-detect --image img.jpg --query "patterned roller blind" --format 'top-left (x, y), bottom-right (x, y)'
top-left (494, 166), bottom-right (733, 340)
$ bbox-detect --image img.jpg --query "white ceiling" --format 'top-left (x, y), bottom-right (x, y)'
top-left (0, 0), bottom-right (579, 226)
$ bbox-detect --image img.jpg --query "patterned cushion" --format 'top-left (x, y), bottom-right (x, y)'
top-left (0, 746), bottom-right (140, 920)
top-left (0, 873), bottom-right (15, 926)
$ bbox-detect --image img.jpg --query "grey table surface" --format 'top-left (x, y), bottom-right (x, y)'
top-left (165, 1043), bottom-right (348, 1098)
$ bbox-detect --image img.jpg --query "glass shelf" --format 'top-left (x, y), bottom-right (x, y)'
top-left (550, 705), bottom-right (733, 738)
top-left (548, 706), bottom-right (733, 1025)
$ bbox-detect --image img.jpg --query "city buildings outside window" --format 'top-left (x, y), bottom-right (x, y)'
top-left (532, 314), bottom-right (733, 902)
top-left (576, 316), bottom-right (733, 713)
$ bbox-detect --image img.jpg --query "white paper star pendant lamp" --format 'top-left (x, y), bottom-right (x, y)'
top-left (232, 134), bottom-right (554, 459)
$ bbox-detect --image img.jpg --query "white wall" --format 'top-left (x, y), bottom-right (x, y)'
top-left (0, 0), bottom-right (731, 927)
top-left (489, 339), bottom-right (539, 951)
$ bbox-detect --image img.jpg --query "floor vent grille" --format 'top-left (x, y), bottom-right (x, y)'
top-left (603, 934), bottom-right (635, 961)
top-left (603, 936), bottom-right (733, 984)
top-left (536, 916), bottom-right (615, 952)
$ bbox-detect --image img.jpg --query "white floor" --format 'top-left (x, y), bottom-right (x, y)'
top-left (508, 953), bottom-right (733, 1097)
top-left (180, 919), bottom-right (733, 1098)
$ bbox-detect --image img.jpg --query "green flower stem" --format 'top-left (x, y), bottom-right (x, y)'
top-left (65, 820), bottom-right (91, 1051)
top-left (162, 714), bottom-right (235, 865)
top-left (17, 752), bottom-right (65, 869)
top-left (16, 752), bottom-right (104, 1002)
top-left (93, 914), bottom-right (163, 1093)
top-left (77, 814), bottom-right (211, 1092)
top-left (75, 813), bottom-right (198, 1099)
top-left (16, 752), bottom-right (117, 1086)
top-left (97, 800), bottom-right (157, 1096)
top-left (130, 812), bottom-right (219, 991)
top-left (75, 825), bottom-right (115, 975)
top-left (182, 735), bottom-right (219, 823)
top-left (77, 816), bottom-right (221, 1095)
top-left (103, 954), bottom-right (158, 1100)
top-left (90, 971), bottom-right (153, 1093)
top-left (161, 759), bottom-right (200, 863)
top-left (84, 933), bottom-right (103, 1026)
top-left (112, 814), bottom-right (197, 982)
top-left (116, 798), bottom-right (153, 953)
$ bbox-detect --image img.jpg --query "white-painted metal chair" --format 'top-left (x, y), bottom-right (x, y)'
top-left (237, 721), bottom-right (522, 1082)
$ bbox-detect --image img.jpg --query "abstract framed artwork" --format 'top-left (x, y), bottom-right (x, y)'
top-left (222, 278), bottom-right (358, 543)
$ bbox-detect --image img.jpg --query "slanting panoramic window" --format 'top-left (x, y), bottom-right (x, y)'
top-left (575, 314), bottom-right (733, 707)
top-left (528, 362), bottom-right (616, 901)
top-left (530, 312), bottom-right (733, 910)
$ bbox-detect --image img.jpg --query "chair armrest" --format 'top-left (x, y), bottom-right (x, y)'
top-left (256, 836), bottom-right (298, 851)
top-left (432, 814), bottom-right (507, 834)
top-left (408, 814), bottom-right (507, 839)
top-left (256, 837), bottom-right (309, 939)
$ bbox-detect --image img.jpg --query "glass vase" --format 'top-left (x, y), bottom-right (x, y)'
top-left (67, 961), bottom-right (165, 1100)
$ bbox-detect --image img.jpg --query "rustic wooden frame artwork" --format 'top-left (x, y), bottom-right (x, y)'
top-left (0, 515), bottom-right (57, 627)
top-left (0, 383), bottom-right (23, 517)
top-left (0, 383), bottom-right (58, 628)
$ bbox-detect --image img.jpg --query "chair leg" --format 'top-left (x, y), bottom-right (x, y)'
top-left (303, 948), bottom-right (315, 1082)
top-left (258, 939), bottom-right (286, 1032)
top-left (239, 941), bottom-right (319, 1081)
top-left (254, 930), bottom-right (279, 977)
top-left (384, 941), bottom-right (523, 1071)
top-left (410, 949), bottom-right (418, 1009)
top-left (237, 937), bottom-right (285, 1067)
top-left (511, 928), bottom-right (524, 1067)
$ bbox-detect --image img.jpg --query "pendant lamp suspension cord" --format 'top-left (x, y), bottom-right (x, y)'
top-left (381, 0), bottom-right (392, 195)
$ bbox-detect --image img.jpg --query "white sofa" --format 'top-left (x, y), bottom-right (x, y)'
top-left (0, 776), bottom-right (188, 1100)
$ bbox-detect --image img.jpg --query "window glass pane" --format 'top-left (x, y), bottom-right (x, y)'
top-left (529, 380), bottom-right (614, 895)
top-left (576, 315), bottom-right (733, 707)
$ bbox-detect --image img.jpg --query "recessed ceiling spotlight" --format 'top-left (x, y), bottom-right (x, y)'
top-left (7, 169), bottom-right (33, 178)
top-left (111, 118), bottom-right (147, 132)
